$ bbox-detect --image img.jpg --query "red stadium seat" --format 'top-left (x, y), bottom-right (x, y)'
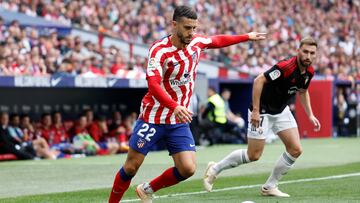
top-left (0, 154), bottom-right (18, 161)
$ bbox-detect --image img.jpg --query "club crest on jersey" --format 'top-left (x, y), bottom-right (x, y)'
top-left (191, 52), bottom-right (197, 60)
top-left (269, 69), bottom-right (281, 80)
top-left (137, 138), bottom-right (146, 148)
top-left (304, 76), bottom-right (309, 85)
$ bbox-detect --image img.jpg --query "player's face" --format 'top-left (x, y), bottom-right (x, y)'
top-left (298, 44), bottom-right (317, 67)
top-left (174, 17), bottom-right (198, 45)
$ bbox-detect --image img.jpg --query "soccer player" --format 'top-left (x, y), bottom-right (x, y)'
top-left (108, 5), bottom-right (266, 203)
top-left (203, 37), bottom-right (321, 197)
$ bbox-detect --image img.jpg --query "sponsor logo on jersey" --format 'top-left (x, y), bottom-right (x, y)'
top-left (169, 71), bottom-right (191, 86)
top-left (137, 138), bottom-right (146, 148)
top-left (183, 71), bottom-right (190, 79)
top-left (288, 86), bottom-right (298, 94)
top-left (269, 69), bottom-right (281, 80)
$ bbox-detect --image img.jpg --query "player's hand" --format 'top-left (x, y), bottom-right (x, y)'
top-left (248, 32), bottom-right (267, 41)
top-left (174, 105), bottom-right (193, 123)
top-left (250, 110), bottom-right (260, 128)
top-left (309, 115), bottom-right (321, 132)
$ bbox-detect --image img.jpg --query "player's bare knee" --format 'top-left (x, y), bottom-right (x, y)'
top-left (248, 152), bottom-right (261, 161)
top-left (288, 147), bottom-right (302, 158)
top-left (123, 162), bottom-right (140, 176)
top-left (178, 164), bottom-right (196, 178)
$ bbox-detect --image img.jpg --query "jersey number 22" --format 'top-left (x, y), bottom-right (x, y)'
top-left (137, 123), bottom-right (156, 142)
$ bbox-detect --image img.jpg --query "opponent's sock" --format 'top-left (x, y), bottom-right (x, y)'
top-left (109, 167), bottom-right (134, 203)
top-left (213, 149), bottom-right (250, 174)
top-left (149, 167), bottom-right (186, 192)
top-left (264, 151), bottom-right (296, 189)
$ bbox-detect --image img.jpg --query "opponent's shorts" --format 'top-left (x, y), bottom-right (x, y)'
top-left (247, 106), bottom-right (298, 140)
top-left (129, 119), bottom-right (196, 155)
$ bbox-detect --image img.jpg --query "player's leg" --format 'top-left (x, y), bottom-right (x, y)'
top-left (262, 107), bottom-right (299, 197)
top-left (109, 148), bottom-right (145, 203)
top-left (203, 138), bottom-right (265, 192)
top-left (138, 150), bottom-right (196, 198)
top-left (203, 111), bottom-right (270, 192)
top-left (109, 120), bottom-right (163, 203)
top-left (136, 123), bottom-right (196, 202)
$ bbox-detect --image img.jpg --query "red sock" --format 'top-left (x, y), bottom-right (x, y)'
top-left (149, 167), bottom-right (185, 192)
top-left (108, 170), bottom-right (132, 203)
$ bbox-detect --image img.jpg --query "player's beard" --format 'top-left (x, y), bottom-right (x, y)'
top-left (300, 58), bottom-right (312, 67)
top-left (177, 31), bottom-right (191, 45)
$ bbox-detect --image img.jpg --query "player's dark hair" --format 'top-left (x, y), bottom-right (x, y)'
top-left (300, 37), bottom-right (317, 48)
top-left (173, 5), bottom-right (197, 22)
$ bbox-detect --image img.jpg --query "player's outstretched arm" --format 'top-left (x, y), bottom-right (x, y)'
top-left (207, 32), bottom-right (266, 49)
top-left (247, 32), bottom-right (267, 41)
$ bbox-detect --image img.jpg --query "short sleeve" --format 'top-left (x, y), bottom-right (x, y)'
top-left (264, 65), bottom-right (283, 82)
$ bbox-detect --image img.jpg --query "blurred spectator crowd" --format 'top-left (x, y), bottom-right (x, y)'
top-left (0, 109), bottom-right (137, 160)
top-left (1, 0), bottom-right (358, 81)
top-left (0, 15), bottom-right (147, 78)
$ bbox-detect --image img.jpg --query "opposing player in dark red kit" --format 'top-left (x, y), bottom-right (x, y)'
top-left (109, 5), bottom-right (266, 203)
top-left (204, 37), bottom-right (321, 197)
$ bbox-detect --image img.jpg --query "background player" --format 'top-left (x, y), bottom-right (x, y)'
top-left (109, 5), bottom-right (266, 203)
top-left (203, 37), bottom-right (321, 197)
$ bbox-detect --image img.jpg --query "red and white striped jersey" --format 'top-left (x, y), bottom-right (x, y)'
top-left (139, 35), bottom-right (212, 124)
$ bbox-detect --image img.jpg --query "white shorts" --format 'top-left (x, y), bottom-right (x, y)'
top-left (247, 106), bottom-right (298, 140)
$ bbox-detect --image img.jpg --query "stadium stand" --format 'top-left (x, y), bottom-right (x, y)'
top-left (0, 0), bottom-right (359, 80)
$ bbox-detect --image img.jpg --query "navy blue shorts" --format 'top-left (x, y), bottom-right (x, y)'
top-left (129, 119), bottom-right (196, 155)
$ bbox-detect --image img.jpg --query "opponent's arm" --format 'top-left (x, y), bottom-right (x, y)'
top-left (208, 32), bottom-right (266, 49)
top-left (299, 89), bottom-right (321, 131)
top-left (251, 73), bottom-right (267, 128)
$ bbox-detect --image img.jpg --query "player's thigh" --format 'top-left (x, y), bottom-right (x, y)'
top-left (172, 151), bottom-right (196, 177)
top-left (272, 107), bottom-right (301, 157)
top-left (165, 123), bottom-right (196, 155)
top-left (272, 106), bottom-right (298, 135)
top-left (247, 138), bottom-right (265, 161)
top-left (277, 127), bottom-right (302, 157)
top-left (128, 119), bottom-right (164, 156)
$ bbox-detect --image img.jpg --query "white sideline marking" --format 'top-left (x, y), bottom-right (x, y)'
top-left (121, 172), bottom-right (360, 202)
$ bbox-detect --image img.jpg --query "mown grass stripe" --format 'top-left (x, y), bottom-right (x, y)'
top-left (122, 172), bottom-right (360, 202)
